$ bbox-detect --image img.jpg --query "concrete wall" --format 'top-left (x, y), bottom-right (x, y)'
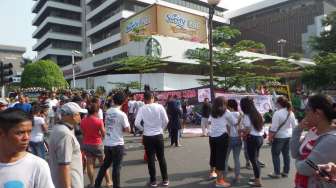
top-left (72, 72), bottom-right (208, 92)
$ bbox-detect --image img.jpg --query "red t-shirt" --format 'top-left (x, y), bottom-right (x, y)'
top-left (80, 115), bottom-right (104, 145)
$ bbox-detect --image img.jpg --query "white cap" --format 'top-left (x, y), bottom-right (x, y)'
top-left (61, 102), bottom-right (88, 115)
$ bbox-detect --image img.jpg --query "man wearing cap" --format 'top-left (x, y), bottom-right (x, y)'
top-left (49, 102), bottom-right (87, 188)
top-left (0, 98), bottom-right (8, 111)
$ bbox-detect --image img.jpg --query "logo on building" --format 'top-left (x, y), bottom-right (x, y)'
top-left (126, 16), bottom-right (151, 33)
top-left (165, 13), bottom-right (199, 30)
top-left (145, 38), bottom-right (162, 57)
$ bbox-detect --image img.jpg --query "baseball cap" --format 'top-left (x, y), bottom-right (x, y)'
top-left (0, 98), bottom-right (8, 105)
top-left (61, 102), bottom-right (88, 115)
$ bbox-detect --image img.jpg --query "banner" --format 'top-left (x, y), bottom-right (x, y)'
top-left (133, 87), bottom-right (211, 105)
top-left (215, 93), bottom-right (274, 114)
top-left (198, 88), bottom-right (211, 102)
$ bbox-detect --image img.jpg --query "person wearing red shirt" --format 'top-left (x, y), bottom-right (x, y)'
top-left (80, 103), bottom-right (112, 187)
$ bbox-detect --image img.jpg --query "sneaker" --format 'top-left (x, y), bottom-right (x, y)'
top-left (268, 173), bottom-right (281, 179)
top-left (209, 172), bottom-right (217, 179)
top-left (281, 172), bottom-right (288, 177)
top-left (246, 163), bottom-right (252, 169)
top-left (248, 181), bottom-right (262, 187)
top-left (215, 179), bottom-right (231, 187)
top-left (148, 181), bottom-right (158, 187)
top-left (161, 181), bottom-right (169, 187)
top-left (258, 161), bottom-right (266, 168)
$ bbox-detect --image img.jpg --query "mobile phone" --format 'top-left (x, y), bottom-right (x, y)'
top-left (306, 159), bottom-right (330, 178)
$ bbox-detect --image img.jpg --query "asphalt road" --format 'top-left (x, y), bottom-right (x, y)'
top-left (85, 134), bottom-right (295, 188)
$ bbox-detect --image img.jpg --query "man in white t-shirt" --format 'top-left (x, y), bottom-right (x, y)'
top-left (95, 91), bottom-right (130, 188)
top-left (0, 108), bottom-right (55, 188)
top-left (128, 94), bottom-right (137, 135)
top-left (46, 92), bottom-right (59, 129)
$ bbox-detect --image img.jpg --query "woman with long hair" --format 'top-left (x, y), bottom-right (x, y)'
top-left (80, 103), bottom-right (112, 187)
top-left (224, 99), bottom-right (243, 184)
top-left (268, 96), bottom-right (297, 178)
top-left (208, 97), bottom-right (234, 187)
top-left (240, 97), bottom-right (264, 187)
top-left (291, 94), bottom-right (336, 188)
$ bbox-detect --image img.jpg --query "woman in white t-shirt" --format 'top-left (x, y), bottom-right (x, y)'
top-left (29, 105), bottom-right (48, 159)
top-left (268, 96), bottom-right (297, 178)
top-left (208, 96), bottom-right (234, 188)
top-left (240, 97), bottom-right (264, 187)
top-left (224, 99), bottom-right (243, 184)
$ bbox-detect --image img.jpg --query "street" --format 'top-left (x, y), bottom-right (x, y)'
top-left (85, 131), bottom-right (295, 188)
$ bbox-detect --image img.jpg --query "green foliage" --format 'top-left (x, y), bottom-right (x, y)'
top-left (185, 26), bottom-right (291, 90)
top-left (302, 11), bottom-right (336, 90)
top-left (289, 53), bottom-right (303, 60)
top-left (115, 56), bottom-right (167, 73)
top-left (21, 60), bottom-right (68, 90)
top-left (310, 11), bottom-right (336, 54)
top-left (301, 53), bottom-right (336, 89)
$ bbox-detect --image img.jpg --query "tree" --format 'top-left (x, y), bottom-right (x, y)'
top-left (115, 26), bottom-right (167, 91)
top-left (115, 56), bottom-right (167, 91)
top-left (301, 53), bottom-right (336, 90)
top-left (302, 12), bottom-right (336, 90)
top-left (310, 11), bottom-right (336, 55)
top-left (21, 60), bottom-right (68, 90)
top-left (185, 26), bottom-right (294, 90)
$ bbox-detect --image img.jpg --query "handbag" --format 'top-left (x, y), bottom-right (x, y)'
top-left (268, 112), bottom-right (290, 143)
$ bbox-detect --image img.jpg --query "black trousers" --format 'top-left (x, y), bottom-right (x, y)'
top-left (170, 128), bottom-right (179, 146)
top-left (209, 133), bottom-right (229, 171)
top-left (246, 135), bottom-right (263, 179)
top-left (95, 145), bottom-right (124, 188)
top-left (143, 134), bottom-right (168, 182)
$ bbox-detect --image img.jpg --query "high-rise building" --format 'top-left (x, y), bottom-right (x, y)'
top-left (32, 0), bottom-right (230, 90)
top-left (32, 0), bottom-right (83, 67)
top-left (225, 0), bottom-right (336, 58)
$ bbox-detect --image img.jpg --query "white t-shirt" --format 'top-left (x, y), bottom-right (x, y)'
top-left (242, 114), bottom-right (264, 136)
top-left (270, 108), bottom-right (297, 138)
top-left (0, 153), bottom-right (55, 188)
top-left (30, 116), bottom-right (45, 143)
top-left (128, 100), bottom-right (136, 114)
top-left (135, 103), bottom-right (169, 136)
top-left (208, 110), bottom-right (235, 138)
top-left (47, 98), bottom-right (58, 117)
top-left (98, 108), bottom-right (104, 120)
top-left (104, 107), bottom-right (130, 146)
top-left (228, 111), bottom-right (242, 137)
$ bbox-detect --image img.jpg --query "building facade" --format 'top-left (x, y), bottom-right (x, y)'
top-left (32, 0), bottom-right (83, 67)
top-left (0, 44), bottom-right (26, 83)
top-left (32, 0), bottom-right (226, 67)
top-left (225, 0), bottom-right (336, 58)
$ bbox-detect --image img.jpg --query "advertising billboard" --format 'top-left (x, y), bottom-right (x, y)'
top-left (156, 5), bottom-right (207, 43)
top-left (121, 4), bottom-right (207, 44)
top-left (120, 6), bottom-right (157, 44)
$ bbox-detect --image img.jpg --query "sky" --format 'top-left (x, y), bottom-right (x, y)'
top-left (0, 0), bottom-right (264, 59)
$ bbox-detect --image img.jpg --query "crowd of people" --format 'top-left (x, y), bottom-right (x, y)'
top-left (0, 90), bottom-right (336, 188)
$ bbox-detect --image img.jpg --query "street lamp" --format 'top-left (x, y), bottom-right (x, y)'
top-left (207, 0), bottom-right (221, 101)
top-left (277, 39), bottom-right (287, 57)
top-left (71, 50), bottom-right (81, 88)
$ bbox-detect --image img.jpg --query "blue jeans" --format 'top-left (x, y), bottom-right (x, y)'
top-left (225, 137), bottom-right (242, 177)
top-left (29, 141), bottom-right (46, 159)
top-left (271, 137), bottom-right (291, 174)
